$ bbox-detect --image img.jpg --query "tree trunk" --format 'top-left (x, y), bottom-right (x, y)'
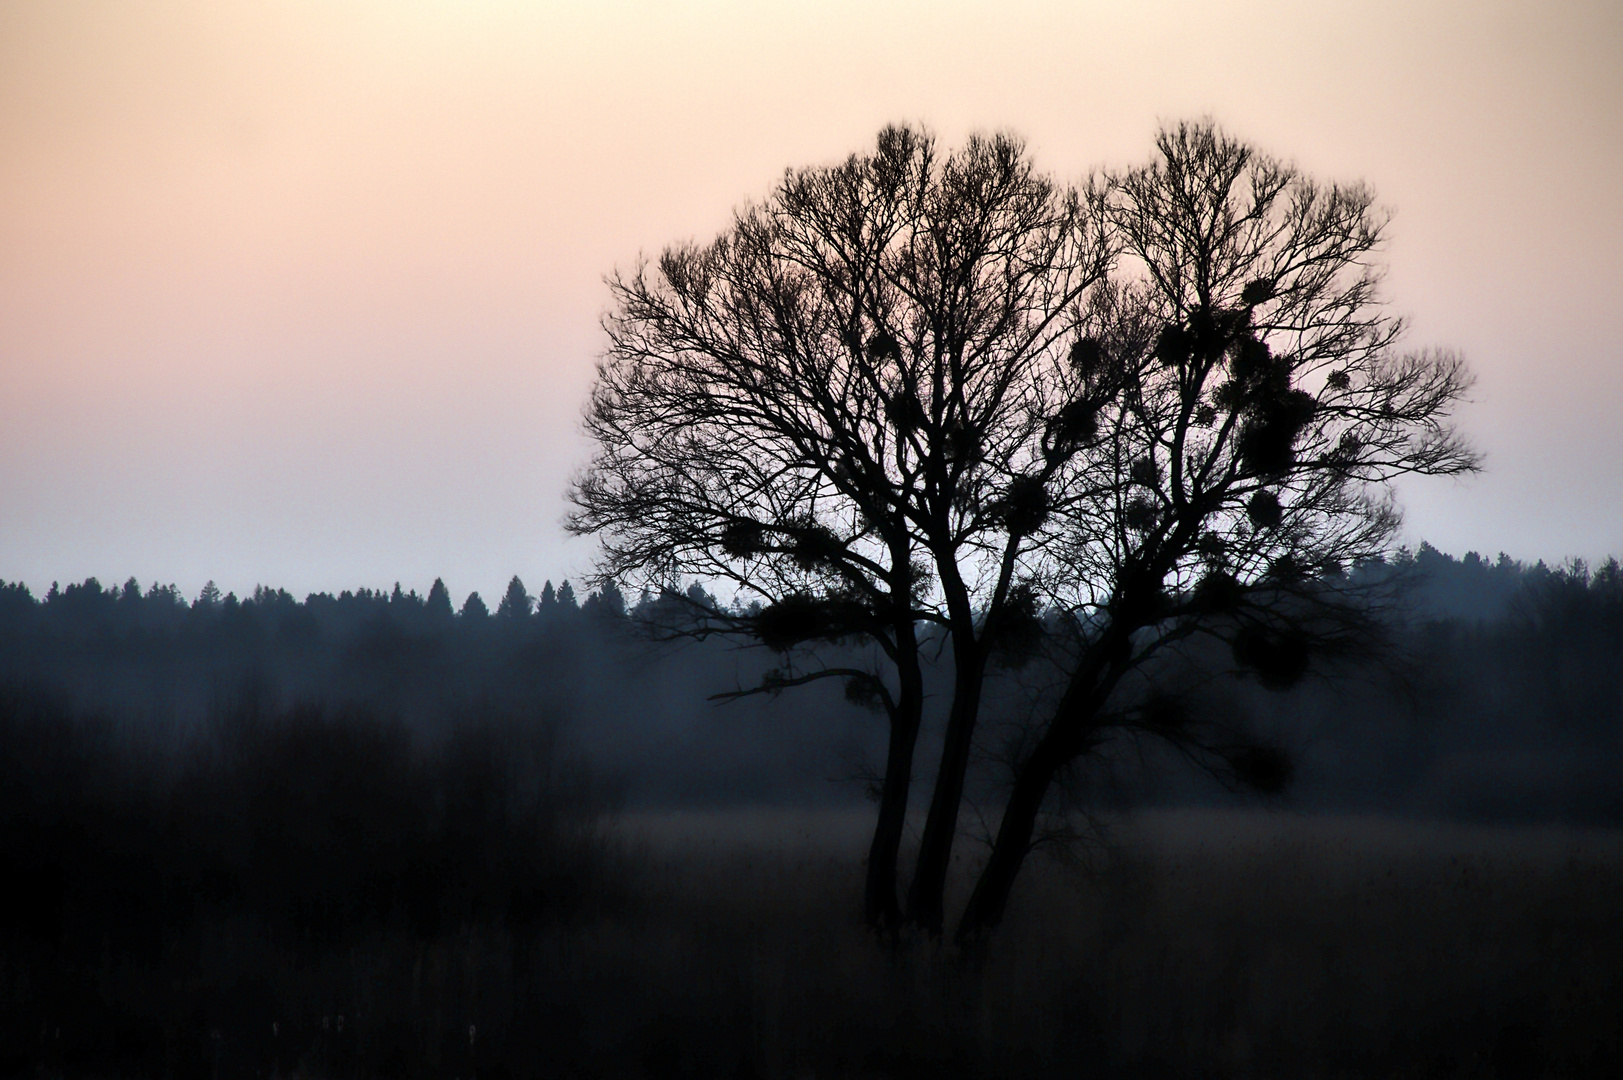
top-left (954, 632), bottom-right (1125, 944)
top-left (953, 730), bottom-right (1066, 944)
top-left (905, 646), bottom-right (985, 934)
top-left (865, 656), bottom-right (924, 932)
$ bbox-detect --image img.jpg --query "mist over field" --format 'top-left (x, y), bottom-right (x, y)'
top-left (2, 545), bottom-right (1621, 1077)
top-left (5, 545), bottom-right (1621, 823)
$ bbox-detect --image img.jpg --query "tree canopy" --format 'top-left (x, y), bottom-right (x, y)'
top-left (569, 120), bottom-right (1477, 940)
top-left (953, 121), bottom-right (1477, 940)
top-left (571, 123), bottom-right (1114, 929)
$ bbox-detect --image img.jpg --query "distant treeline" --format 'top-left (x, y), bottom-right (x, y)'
top-left (4, 541), bottom-right (1608, 648)
top-left (0, 570), bottom-right (877, 809)
top-left (1396, 542), bottom-right (1623, 623)
top-left (0, 571), bottom-right (651, 731)
top-left (1356, 544), bottom-right (1623, 822)
top-left (1196, 543), bottom-right (1623, 825)
top-left (0, 572), bottom-right (628, 651)
top-left (1, 545), bottom-right (1621, 823)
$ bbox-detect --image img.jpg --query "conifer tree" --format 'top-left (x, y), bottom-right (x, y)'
top-left (426, 578), bottom-right (454, 621)
top-left (498, 575), bottom-right (533, 619)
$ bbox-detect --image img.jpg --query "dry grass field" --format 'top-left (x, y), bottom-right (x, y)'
top-left (589, 808), bottom-right (1623, 1079)
top-left (8, 803), bottom-right (1621, 1078)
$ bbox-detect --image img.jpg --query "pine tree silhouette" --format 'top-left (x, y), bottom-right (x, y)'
top-left (497, 576), bottom-right (532, 620)
top-left (426, 578), bottom-right (454, 621)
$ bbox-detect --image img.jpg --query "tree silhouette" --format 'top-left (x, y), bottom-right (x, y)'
top-left (461, 592), bottom-right (489, 621)
top-left (497, 576), bottom-right (533, 620)
top-left (951, 121), bottom-right (1477, 942)
top-left (426, 578), bottom-right (455, 622)
top-left (587, 580), bottom-right (626, 618)
top-left (569, 123), bottom-right (1113, 930)
top-left (570, 120), bottom-right (1475, 939)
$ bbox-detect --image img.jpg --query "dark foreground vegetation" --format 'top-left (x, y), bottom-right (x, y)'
top-left (0, 687), bottom-right (625, 1079)
top-left (3, 715), bottom-right (1621, 1080)
top-left (1, 546), bottom-right (1620, 1077)
top-left (609, 809), bottom-right (1623, 1080)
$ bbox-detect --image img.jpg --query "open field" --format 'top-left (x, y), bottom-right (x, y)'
top-left (610, 807), bottom-right (1623, 1078)
top-left (6, 803), bottom-right (1622, 1078)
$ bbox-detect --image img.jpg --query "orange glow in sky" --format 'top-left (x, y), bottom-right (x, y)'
top-left (3, 0), bottom-right (1620, 599)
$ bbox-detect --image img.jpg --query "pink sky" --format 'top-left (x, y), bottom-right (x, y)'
top-left (3, 0), bottom-right (1620, 601)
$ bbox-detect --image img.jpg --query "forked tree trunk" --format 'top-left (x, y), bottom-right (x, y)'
top-left (954, 635), bottom-right (1125, 944)
top-left (953, 732), bottom-right (1066, 944)
top-left (905, 651), bottom-right (985, 934)
top-left (865, 657), bottom-right (925, 932)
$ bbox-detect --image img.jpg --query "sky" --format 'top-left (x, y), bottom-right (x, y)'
top-left (2, 0), bottom-right (1620, 603)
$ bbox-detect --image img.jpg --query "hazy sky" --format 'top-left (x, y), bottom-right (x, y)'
top-left (3, 0), bottom-right (1620, 602)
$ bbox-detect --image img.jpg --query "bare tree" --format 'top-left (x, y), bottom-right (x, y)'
top-left (951, 121), bottom-right (1478, 943)
top-left (570, 120), bottom-right (1474, 944)
top-left (567, 124), bottom-right (1113, 931)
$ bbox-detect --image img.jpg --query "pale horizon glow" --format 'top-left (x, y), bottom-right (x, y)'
top-left (3, 0), bottom-right (1620, 602)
